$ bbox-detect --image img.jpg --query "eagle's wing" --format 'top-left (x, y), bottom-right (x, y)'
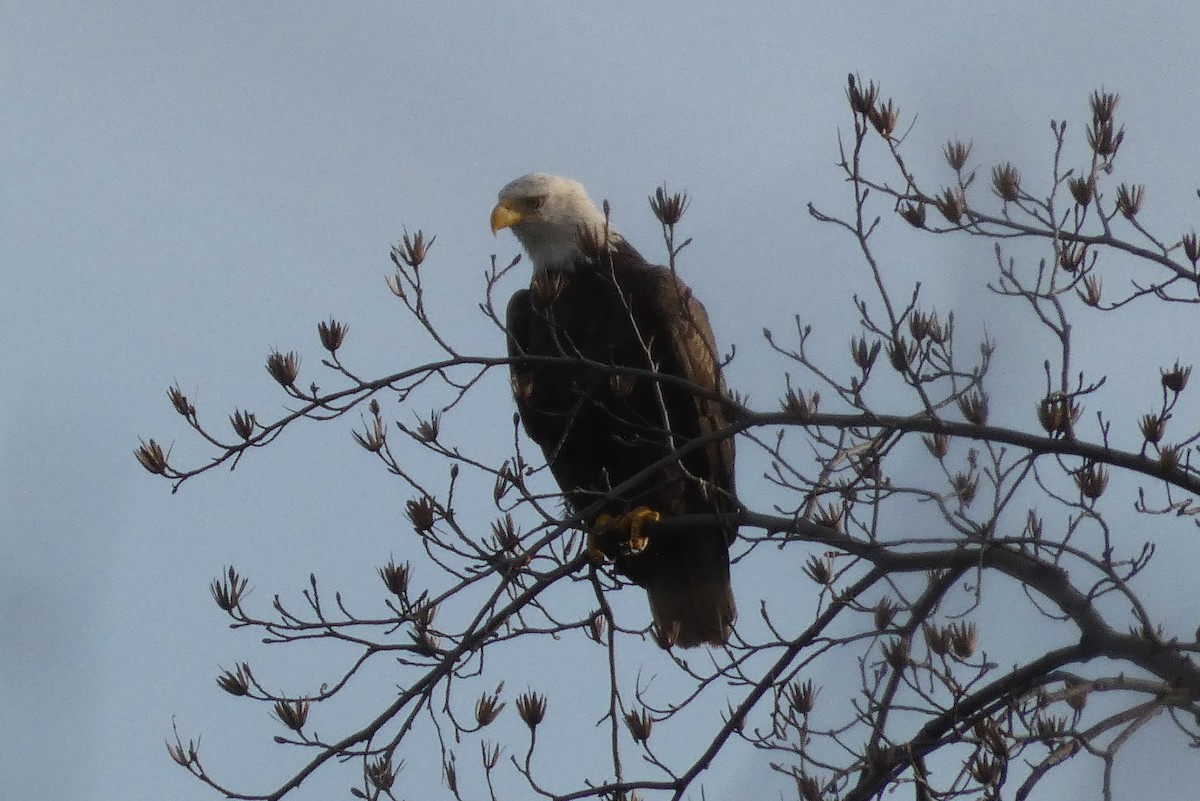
top-left (646, 268), bottom-right (737, 520)
top-left (504, 288), bottom-right (540, 437)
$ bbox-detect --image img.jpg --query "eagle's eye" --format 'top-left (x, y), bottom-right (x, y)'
top-left (527, 196), bottom-right (546, 212)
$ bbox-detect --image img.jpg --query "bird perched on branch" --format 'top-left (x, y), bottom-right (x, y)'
top-left (491, 173), bottom-right (737, 647)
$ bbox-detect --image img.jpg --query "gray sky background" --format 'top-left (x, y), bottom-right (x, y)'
top-left (3, 3), bottom-right (1199, 800)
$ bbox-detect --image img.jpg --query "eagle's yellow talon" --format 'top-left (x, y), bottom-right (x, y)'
top-left (626, 507), bottom-right (660, 553)
top-left (592, 508), bottom-right (660, 557)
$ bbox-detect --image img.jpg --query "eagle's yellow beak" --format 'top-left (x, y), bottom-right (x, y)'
top-left (490, 202), bottom-right (523, 235)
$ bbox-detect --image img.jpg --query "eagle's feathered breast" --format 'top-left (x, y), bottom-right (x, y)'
top-left (506, 241), bottom-right (737, 646)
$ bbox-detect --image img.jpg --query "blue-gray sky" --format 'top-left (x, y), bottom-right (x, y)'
top-left (3, 3), bottom-right (1199, 800)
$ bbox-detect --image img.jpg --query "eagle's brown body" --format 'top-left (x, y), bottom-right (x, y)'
top-left (505, 236), bottom-right (737, 647)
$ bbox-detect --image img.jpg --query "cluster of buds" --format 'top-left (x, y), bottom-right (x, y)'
top-left (353, 399), bottom-right (387, 453)
top-left (847, 74), bottom-right (899, 137)
top-left (1068, 175), bottom-right (1095, 207)
top-left (365, 756), bottom-right (396, 792)
top-left (886, 336), bottom-right (918, 372)
top-left (490, 513), bottom-right (521, 554)
top-left (813, 503), bottom-right (844, 533)
top-left (474, 686), bottom-right (506, 727)
top-left (481, 741), bottom-right (501, 771)
top-left (944, 139), bottom-right (972, 172)
top-left (1058, 242), bottom-right (1087, 272)
top-left (378, 558), bottom-right (411, 597)
top-left (949, 621), bottom-right (979, 658)
top-left (265, 350), bottom-right (300, 388)
top-left (851, 336), bottom-right (882, 371)
top-left (649, 185), bottom-right (689, 227)
top-left (882, 636), bottom-right (910, 671)
top-left (1158, 443), bottom-right (1182, 472)
top-left (391, 228), bottom-right (434, 271)
top-left (957, 390), bottom-right (989, 425)
top-left (166, 737), bottom-right (199, 768)
top-left (935, 187), bottom-right (967, 224)
top-left (969, 754), bottom-right (1002, 787)
top-left (1139, 412), bottom-right (1167, 445)
top-left (908, 309), bottom-right (949, 344)
top-left (785, 678), bottom-right (816, 716)
top-left (229, 409), bottom-right (256, 440)
top-left (492, 461), bottom-right (524, 504)
top-left (780, 386), bottom-right (820, 419)
top-left (1077, 274), bottom-right (1103, 307)
top-left (273, 698), bottom-right (310, 732)
top-left (515, 690), bottom-right (547, 729)
top-left (412, 411), bottom-right (441, 444)
top-left (1161, 361), bottom-right (1191, 393)
top-left (167, 384), bottom-right (196, 419)
top-left (873, 597), bottom-right (900, 632)
top-left (409, 603), bottom-right (440, 655)
top-left (923, 432), bottom-right (950, 461)
top-left (1086, 89), bottom-right (1124, 159)
top-left (803, 553), bottom-right (834, 585)
top-left (1033, 713), bottom-right (1069, 746)
top-left (950, 470), bottom-right (979, 507)
top-left (625, 708), bottom-right (653, 743)
top-left (992, 162), bottom-right (1021, 202)
top-left (215, 662), bottom-right (254, 697)
top-left (1181, 232), bottom-right (1200, 266)
top-left (406, 496), bottom-right (437, 533)
top-left (1036, 394), bottom-right (1082, 437)
top-left (1115, 183), bottom-right (1145, 219)
top-left (210, 566), bottom-right (249, 612)
top-left (1074, 461), bottom-right (1109, 500)
top-left (899, 201), bottom-right (926, 228)
top-left (317, 318), bottom-right (347, 352)
top-left (134, 438), bottom-right (170, 476)
top-left (973, 716), bottom-right (1010, 759)
top-left (923, 622), bottom-right (951, 657)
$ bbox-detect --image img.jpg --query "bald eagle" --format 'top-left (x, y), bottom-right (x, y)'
top-left (491, 173), bottom-right (736, 647)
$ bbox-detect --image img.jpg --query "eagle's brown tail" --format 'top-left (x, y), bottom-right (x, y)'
top-left (642, 527), bottom-right (735, 648)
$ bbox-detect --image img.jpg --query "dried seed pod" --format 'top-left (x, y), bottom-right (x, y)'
top-left (625, 708), bottom-right (653, 743)
top-left (899, 201), bottom-right (926, 228)
top-left (391, 228), bottom-right (434, 270)
top-left (943, 139), bottom-right (972, 172)
top-left (649, 185), bottom-right (689, 226)
top-left (1161, 361), bottom-right (1191, 393)
top-left (1115, 183), bottom-right (1145, 219)
top-left (317, 318), bottom-right (348, 352)
top-left (923, 432), bottom-right (950, 460)
top-left (515, 691), bottom-right (547, 728)
top-left (873, 597), bottom-right (899, 632)
top-left (265, 350), bottom-right (300, 388)
top-left (273, 698), bottom-right (310, 732)
top-left (134, 438), bottom-right (170, 475)
top-left (474, 689), bottom-right (506, 727)
top-left (216, 663), bottom-right (253, 697)
top-left (992, 162), bottom-right (1021, 202)
top-left (211, 566), bottom-right (249, 612)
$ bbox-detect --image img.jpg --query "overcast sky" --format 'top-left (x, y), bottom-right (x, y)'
top-left (3, 3), bottom-right (1199, 800)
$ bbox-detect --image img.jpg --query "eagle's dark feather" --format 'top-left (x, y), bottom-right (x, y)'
top-left (506, 238), bottom-right (736, 647)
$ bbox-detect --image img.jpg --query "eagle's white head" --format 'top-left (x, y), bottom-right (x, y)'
top-left (491, 173), bottom-right (622, 273)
